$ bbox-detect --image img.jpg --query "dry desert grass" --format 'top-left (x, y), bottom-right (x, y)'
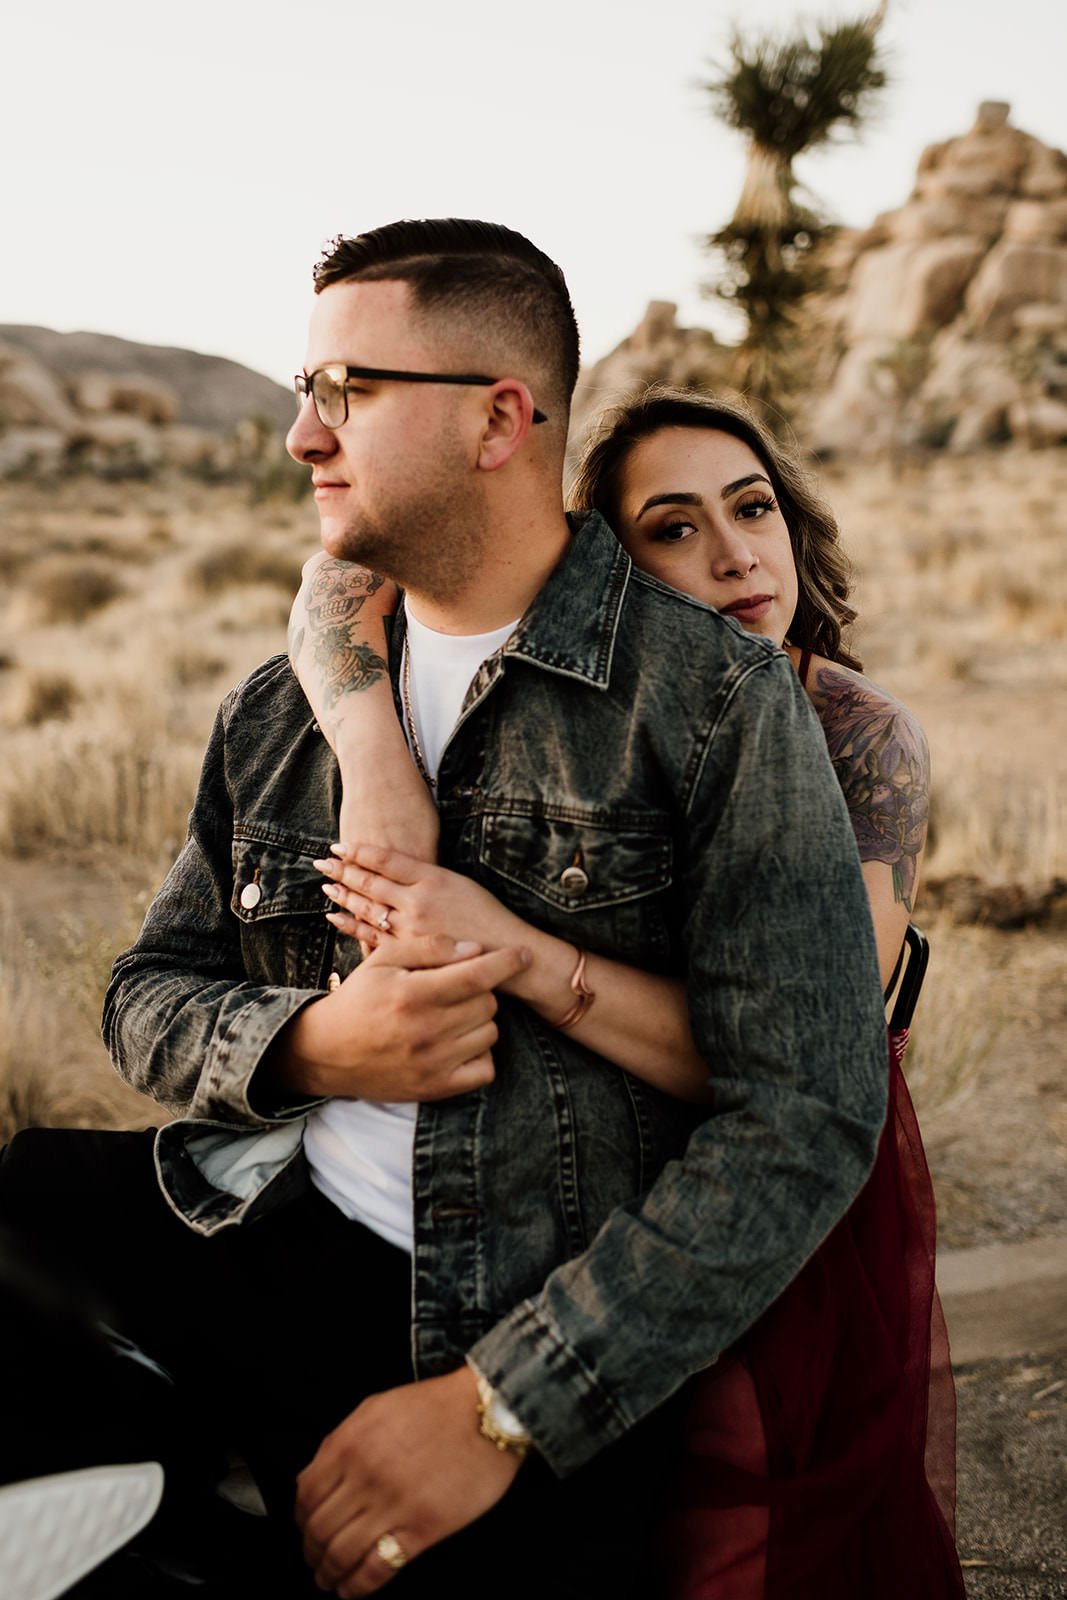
top-left (1, 454), bottom-right (1064, 1244)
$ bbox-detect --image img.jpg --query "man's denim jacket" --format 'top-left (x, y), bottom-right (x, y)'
top-left (104, 511), bottom-right (887, 1478)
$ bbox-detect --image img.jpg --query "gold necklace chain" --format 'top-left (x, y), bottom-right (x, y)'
top-left (401, 635), bottom-right (437, 791)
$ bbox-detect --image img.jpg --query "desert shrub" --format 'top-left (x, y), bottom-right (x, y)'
top-left (184, 542), bottom-right (303, 598)
top-left (0, 726), bottom-right (200, 862)
top-left (166, 642), bottom-right (230, 688)
top-left (0, 901), bottom-right (151, 1140)
top-left (18, 557), bottom-right (126, 624)
top-left (925, 765), bottom-right (1066, 882)
top-left (902, 914), bottom-right (1006, 1121)
top-left (146, 513), bottom-right (174, 547)
top-left (0, 547), bottom-right (33, 586)
top-left (247, 452), bottom-right (315, 505)
top-left (213, 587), bottom-right (292, 632)
top-left (13, 669), bottom-right (79, 727)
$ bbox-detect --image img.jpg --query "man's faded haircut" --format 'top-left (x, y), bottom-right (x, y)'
top-left (313, 219), bottom-right (580, 422)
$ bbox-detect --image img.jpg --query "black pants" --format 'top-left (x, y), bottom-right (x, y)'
top-left (0, 1128), bottom-right (672, 1598)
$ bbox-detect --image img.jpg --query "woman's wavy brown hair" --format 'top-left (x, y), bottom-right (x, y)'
top-left (568, 385), bottom-right (861, 668)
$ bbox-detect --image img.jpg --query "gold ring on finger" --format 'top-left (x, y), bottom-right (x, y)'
top-left (375, 1531), bottom-right (409, 1569)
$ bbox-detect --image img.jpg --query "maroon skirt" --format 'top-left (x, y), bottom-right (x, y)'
top-left (662, 1031), bottom-right (965, 1598)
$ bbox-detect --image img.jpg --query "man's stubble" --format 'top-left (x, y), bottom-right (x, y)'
top-left (327, 418), bottom-right (492, 607)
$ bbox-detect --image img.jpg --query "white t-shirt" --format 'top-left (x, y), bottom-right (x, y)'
top-left (302, 599), bottom-right (519, 1253)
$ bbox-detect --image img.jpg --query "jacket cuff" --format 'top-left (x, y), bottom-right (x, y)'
top-left (468, 1299), bottom-right (632, 1478)
top-left (195, 986), bottom-right (325, 1124)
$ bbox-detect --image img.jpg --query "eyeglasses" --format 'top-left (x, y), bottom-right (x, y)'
top-left (294, 363), bottom-right (548, 430)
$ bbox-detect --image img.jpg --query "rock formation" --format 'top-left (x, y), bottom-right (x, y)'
top-left (0, 327), bottom-right (293, 479)
top-left (807, 103), bottom-right (1067, 453)
top-left (569, 302), bottom-right (732, 453)
top-left (567, 104), bottom-right (1067, 458)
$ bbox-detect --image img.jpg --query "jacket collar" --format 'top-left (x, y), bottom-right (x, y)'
top-left (503, 510), bottom-right (630, 689)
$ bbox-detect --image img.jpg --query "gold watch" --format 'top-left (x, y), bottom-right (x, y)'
top-left (474, 1373), bottom-right (533, 1459)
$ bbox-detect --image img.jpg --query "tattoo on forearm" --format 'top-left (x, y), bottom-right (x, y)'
top-left (300, 562), bottom-right (388, 706)
top-left (312, 633), bottom-right (388, 705)
top-left (812, 666), bottom-right (930, 911)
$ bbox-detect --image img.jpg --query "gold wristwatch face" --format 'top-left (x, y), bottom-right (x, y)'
top-left (486, 1390), bottom-right (528, 1441)
top-left (475, 1375), bottom-right (532, 1452)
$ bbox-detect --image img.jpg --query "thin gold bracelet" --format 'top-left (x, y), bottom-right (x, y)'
top-left (552, 946), bottom-right (595, 1030)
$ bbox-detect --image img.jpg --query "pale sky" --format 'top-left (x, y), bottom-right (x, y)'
top-left (4, 0), bottom-right (1063, 389)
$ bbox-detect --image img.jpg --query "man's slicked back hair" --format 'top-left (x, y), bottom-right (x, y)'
top-left (313, 219), bottom-right (580, 421)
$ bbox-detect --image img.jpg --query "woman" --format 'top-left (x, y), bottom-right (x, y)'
top-left (288, 387), bottom-right (963, 1597)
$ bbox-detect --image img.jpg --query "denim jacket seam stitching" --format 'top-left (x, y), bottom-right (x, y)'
top-left (681, 655), bottom-right (778, 819)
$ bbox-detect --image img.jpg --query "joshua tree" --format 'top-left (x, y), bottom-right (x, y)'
top-left (705, 7), bottom-right (888, 422)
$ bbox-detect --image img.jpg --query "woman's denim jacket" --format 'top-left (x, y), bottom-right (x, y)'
top-left (104, 512), bottom-right (887, 1478)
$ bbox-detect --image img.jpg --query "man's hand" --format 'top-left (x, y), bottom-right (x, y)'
top-left (296, 1366), bottom-right (523, 1596)
top-left (265, 934), bottom-right (529, 1101)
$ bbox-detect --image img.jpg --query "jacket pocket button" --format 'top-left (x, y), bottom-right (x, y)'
top-left (559, 865), bottom-right (589, 895)
top-left (239, 881), bottom-right (262, 909)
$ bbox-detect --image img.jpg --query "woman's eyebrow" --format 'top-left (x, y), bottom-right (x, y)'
top-left (635, 474), bottom-right (773, 521)
top-left (721, 473), bottom-right (772, 497)
top-left (635, 491), bottom-right (703, 521)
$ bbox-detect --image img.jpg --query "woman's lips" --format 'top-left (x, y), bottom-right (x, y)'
top-left (720, 595), bottom-right (774, 624)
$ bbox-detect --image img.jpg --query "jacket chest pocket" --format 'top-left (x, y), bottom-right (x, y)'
top-left (231, 830), bottom-right (332, 989)
top-left (477, 807), bottom-right (675, 962)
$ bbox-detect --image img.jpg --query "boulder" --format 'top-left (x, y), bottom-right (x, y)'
top-left (807, 340), bottom-right (900, 455)
top-left (838, 217), bottom-right (891, 258)
top-left (913, 110), bottom-right (1032, 198)
top-left (844, 239), bottom-right (987, 340)
top-left (974, 101), bottom-right (1012, 132)
top-left (925, 343), bottom-right (1024, 449)
top-left (0, 343), bottom-right (77, 430)
top-left (71, 370), bottom-right (179, 424)
top-left (806, 106), bottom-right (1067, 452)
top-left (1019, 146), bottom-right (1067, 200)
top-left (70, 414), bottom-right (166, 474)
top-left (629, 301), bottom-right (682, 353)
top-left (888, 194), bottom-right (1009, 245)
top-left (965, 241), bottom-right (1067, 335)
top-left (1002, 198), bottom-right (1067, 243)
top-left (569, 302), bottom-right (730, 449)
top-left (0, 427), bottom-right (68, 477)
top-left (162, 423), bottom-right (228, 471)
top-left (950, 402), bottom-right (1012, 451)
top-left (1007, 395), bottom-right (1067, 445)
top-left (1013, 302), bottom-right (1067, 335)
top-left (918, 160), bottom-right (1025, 199)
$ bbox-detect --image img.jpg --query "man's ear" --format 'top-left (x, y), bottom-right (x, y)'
top-left (476, 381), bottom-right (537, 472)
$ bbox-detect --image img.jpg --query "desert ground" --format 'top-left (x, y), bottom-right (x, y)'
top-left (2, 450), bottom-right (1065, 1251)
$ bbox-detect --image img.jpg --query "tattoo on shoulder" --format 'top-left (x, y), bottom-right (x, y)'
top-left (810, 665), bottom-right (930, 911)
top-left (304, 562), bottom-right (388, 706)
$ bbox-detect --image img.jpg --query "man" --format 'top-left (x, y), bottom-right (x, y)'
top-left (3, 219), bottom-right (887, 1598)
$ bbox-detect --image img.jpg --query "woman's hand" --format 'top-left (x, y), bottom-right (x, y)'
top-left (317, 845), bottom-right (529, 986)
top-left (315, 848), bottom-right (713, 1105)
